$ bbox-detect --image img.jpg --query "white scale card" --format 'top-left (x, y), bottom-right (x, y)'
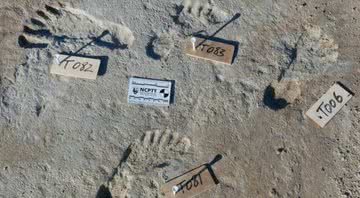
top-left (128, 77), bottom-right (173, 106)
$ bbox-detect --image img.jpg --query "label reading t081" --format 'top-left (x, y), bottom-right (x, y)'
top-left (160, 165), bottom-right (218, 198)
top-left (128, 77), bottom-right (173, 106)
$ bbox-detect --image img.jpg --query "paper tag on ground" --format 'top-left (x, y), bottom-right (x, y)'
top-left (306, 83), bottom-right (353, 128)
top-left (160, 165), bottom-right (217, 198)
top-left (185, 37), bottom-right (235, 65)
top-left (50, 54), bottom-right (100, 80)
top-left (128, 77), bottom-right (173, 106)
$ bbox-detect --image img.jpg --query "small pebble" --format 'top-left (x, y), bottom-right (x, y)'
top-left (216, 74), bottom-right (225, 82)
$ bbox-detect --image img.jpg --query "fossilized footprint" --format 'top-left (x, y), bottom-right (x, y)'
top-left (18, 2), bottom-right (134, 49)
top-left (278, 24), bottom-right (340, 80)
top-left (107, 129), bottom-right (192, 198)
top-left (177, 0), bottom-right (230, 25)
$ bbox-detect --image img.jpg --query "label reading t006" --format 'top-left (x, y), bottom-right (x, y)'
top-left (306, 83), bottom-right (353, 128)
top-left (128, 77), bottom-right (173, 106)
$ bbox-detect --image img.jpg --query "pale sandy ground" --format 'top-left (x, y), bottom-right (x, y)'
top-left (0, 0), bottom-right (360, 197)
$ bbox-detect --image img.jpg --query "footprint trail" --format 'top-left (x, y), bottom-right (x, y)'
top-left (107, 129), bottom-right (193, 198)
top-left (19, 2), bottom-right (134, 49)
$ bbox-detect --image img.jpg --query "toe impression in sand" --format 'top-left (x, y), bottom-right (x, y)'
top-left (306, 82), bottom-right (354, 128)
top-left (161, 155), bottom-right (222, 198)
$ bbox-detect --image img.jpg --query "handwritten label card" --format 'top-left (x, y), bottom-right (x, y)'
top-left (306, 83), bottom-right (353, 128)
top-left (50, 54), bottom-right (101, 80)
top-left (128, 77), bottom-right (173, 106)
top-left (160, 165), bottom-right (218, 198)
top-left (184, 37), bottom-right (235, 65)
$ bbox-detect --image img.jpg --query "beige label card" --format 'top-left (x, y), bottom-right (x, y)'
top-left (184, 37), bottom-right (235, 65)
top-left (306, 83), bottom-right (353, 128)
top-left (50, 54), bottom-right (101, 80)
top-left (160, 165), bottom-right (218, 198)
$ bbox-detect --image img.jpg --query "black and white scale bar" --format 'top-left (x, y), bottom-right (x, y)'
top-left (132, 82), bottom-right (170, 89)
top-left (129, 96), bottom-right (169, 102)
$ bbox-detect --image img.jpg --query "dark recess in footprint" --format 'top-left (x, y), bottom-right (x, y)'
top-left (96, 185), bottom-right (112, 198)
top-left (45, 4), bottom-right (62, 16)
top-left (155, 162), bottom-right (170, 168)
top-left (145, 36), bottom-right (161, 60)
top-left (271, 188), bottom-right (281, 196)
top-left (23, 25), bottom-right (52, 37)
top-left (170, 5), bottom-right (187, 27)
top-left (30, 18), bottom-right (46, 27)
top-left (36, 10), bottom-right (50, 20)
top-left (18, 35), bottom-right (48, 48)
top-left (35, 104), bottom-right (43, 117)
top-left (277, 147), bottom-right (287, 154)
top-left (263, 85), bottom-right (289, 111)
top-left (278, 43), bottom-right (298, 81)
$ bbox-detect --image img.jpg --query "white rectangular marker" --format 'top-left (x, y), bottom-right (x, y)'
top-left (306, 83), bottom-right (353, 128)
top-left (50, 54), bottom-right (101, 80)
top-left (128, 77), bottom-right (173, 106)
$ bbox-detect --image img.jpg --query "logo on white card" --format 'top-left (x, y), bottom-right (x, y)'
top-left (133, 88), bottom-right (139, 95)
top-left (133, 87), bottom-right (159, 96)
top-left (160, 89), bottom-right (169, 98)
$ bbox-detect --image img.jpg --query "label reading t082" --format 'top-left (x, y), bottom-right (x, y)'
top-left (128, 77), bottom-right (173, 106)
top-left (50, 54), bottom-right (101, 80)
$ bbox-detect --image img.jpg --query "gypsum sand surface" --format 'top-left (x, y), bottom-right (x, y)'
top-left (0, 0), bottom-right (360, 197)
